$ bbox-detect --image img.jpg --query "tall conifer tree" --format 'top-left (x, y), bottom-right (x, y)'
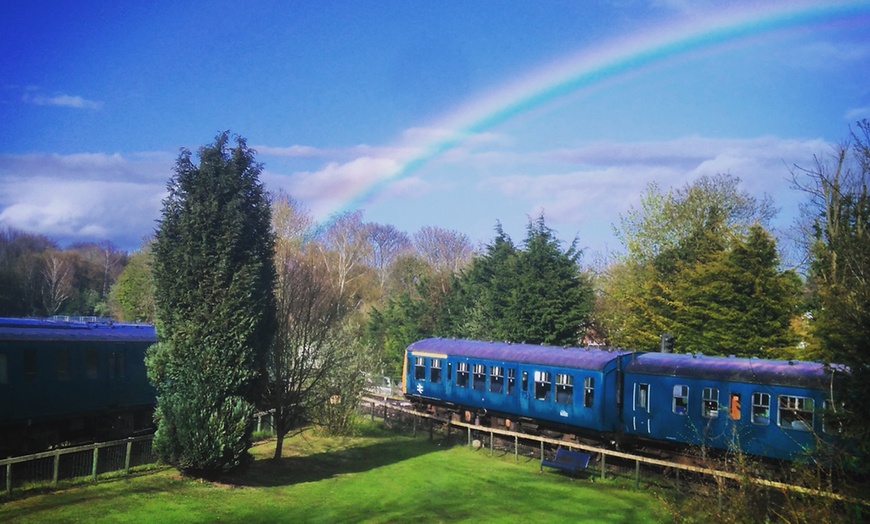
top-left (147, 132), bottom-right (275, 476)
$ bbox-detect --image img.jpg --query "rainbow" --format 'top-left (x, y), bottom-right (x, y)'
top-left (332, 1), bottom-right (870, 218)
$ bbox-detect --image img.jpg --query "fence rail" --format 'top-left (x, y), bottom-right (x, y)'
top-left (360, 395), bottom-right (869, 507)
top-left (1, 435), bottom-right (156, 497)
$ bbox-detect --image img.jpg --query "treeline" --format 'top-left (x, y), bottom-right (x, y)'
top-left (0, 231), bottom-right (126, 318)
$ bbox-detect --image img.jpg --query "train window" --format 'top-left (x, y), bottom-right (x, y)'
top-left (702, 388), bottom-right (719, 418)
top-left (534, 371), bottom-right (551, 401)
top-left (778, 395), bottom-right (813, 432)
top-left (415, 357), bottom-right (426, 380)
top-left (672, 385), bottom-right (688, 415)
top-left (447, 362), bottom-right (452, 381)
top-left (751, 393), bottom-right (770, 425)
top-left (430, 359), bottom-right (442, 383)
top-left (635, 383), bottom-right (650, 411)
top-left (24, 350), bottom-right (37, 382)
top-left (507, 368), bottom-right (516, 395)
top-left (86, 349), bottom-right (99, 379)
top-left (729, 393), bottom-right (741, 420)
top-left (583, 377), bottom-right (594, 408)
top-left (489, 366), bottom-right (504, 394)
top-left (555, 374), bottom-right (573, 404)
top-left (56, 349), bottom-right (70, 380)
top-left (472, 364), bottom-right (486, 391)
top-left (0, 354), bottom-right (7, 384)
top-left (456, 362), bottom-right (469, 388)
top-left (521, 371), bottom-right (528, 392)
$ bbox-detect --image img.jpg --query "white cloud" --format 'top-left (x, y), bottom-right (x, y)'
top-left (0, 134), bottom-right (836, 255)
top-left (261, 156), bottom-right (402, 219)
top-left (474, 135), bottom-right (831, 250)
top-left (0, 177), bottom-right (164, 247)
top-left (0, 152), bottom-right (170, 249)
top-left (22, 91), bottom-right (103, 110)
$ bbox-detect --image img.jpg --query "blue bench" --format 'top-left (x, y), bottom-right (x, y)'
top-left (540, 449), bottom-right (592, 478)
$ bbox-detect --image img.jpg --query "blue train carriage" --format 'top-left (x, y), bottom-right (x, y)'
top-left (0, 317), bottom-right (158, 451)
top-left (621, 351), bottom-right (846, 461)
top-left (404, 338), bottom-right (633, 436)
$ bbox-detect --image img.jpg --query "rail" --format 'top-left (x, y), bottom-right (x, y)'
top-left (1, 435), bottom-right (156, 497)
top-left (361, 395), bottom-right (869, 506)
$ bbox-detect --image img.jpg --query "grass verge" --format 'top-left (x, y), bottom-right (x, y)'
top-left (0, 422), bottom-right (668, 523)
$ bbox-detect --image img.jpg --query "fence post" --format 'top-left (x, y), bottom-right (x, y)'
top-left (52, 450), bottom-right (60, 487)
top-left (600, 453), bottom-right (606, 481)
top-left (515, 435), bottom-right (519, 462)
top-left (92, 447), bottom-right (99, 481)
top-left (125, 439), bottom-right (133, 476)
top-left (635, 460), bottom-right (640, 489)
top-left (540, 441), bottom-right (544, 461)
top-left (489, 430), bottom-right (493, 456)
top-left (5, 463), bottom-right (11, 496)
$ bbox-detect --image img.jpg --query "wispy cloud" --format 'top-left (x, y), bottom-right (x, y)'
top-left (0, 134), bottom-right (837, 254)
top-left (261, 156), bottom-right (403, 218)
top-left (255, 143), bottom-right (413, 161)
top-left (22, 90), bottom-right (103, 109)
top-left (475, 135), bottom-right (830, 239)
top-left (845, 106), bottom-right (870, 121)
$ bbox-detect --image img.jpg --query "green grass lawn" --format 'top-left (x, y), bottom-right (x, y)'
top-left (0, 423), bottom-right (669, 523)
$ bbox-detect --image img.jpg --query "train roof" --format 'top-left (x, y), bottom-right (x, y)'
top-left (0, 317), bottom-right (157, 343)
top-left (407, 338), bottom-right (631, 371)
top-left (624, 351), bottom-right (847, 389)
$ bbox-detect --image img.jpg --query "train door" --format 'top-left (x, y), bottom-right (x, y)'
top-left (631, 382), bottom-right (651, 434)
top-left (519, 369), bottom-right (530, 414)
top-left (445, 361), bottom-right (453, 399)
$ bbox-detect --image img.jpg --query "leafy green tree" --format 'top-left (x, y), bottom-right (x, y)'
top-left (0, 228), bottom-right (57, 316)
top-left (796, 120), bottom-right (870, 468)
top-left (602, 173), bottom-right (796, 354)
top-left (668, 225), bottom-right (799, 356)
top-left (109, 245), bottom-right (155, 322)
top-left (147, 132), bottom-right (276, 476)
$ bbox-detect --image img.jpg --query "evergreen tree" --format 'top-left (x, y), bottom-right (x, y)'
top-left (509, 216), bottom-right (593, 345)
top-left (458, 216), bottom-right (593, 346)
top-left (668, 225), bottom-right (799, 356)
top-left (147, 132), bottom-right (275, 476)
top-left (457, 223), bottom-right (518, 340)
top-left (603, 174), bottom-right (796, 354)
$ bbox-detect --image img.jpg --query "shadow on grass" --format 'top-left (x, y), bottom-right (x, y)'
top-left (232, 436), bottom-right (447, 488)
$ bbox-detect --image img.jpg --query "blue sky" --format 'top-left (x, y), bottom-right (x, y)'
top-left (2, 1), bottom-right (869, 260)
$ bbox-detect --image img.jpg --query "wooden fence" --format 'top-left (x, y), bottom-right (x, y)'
top-left (361, 395), bottom-right (868, 507)
top-left (1, 435), bottom-right (155, 496)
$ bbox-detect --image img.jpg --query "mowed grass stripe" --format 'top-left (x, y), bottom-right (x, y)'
top-left (1, 424), bottom-right (667, 523)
